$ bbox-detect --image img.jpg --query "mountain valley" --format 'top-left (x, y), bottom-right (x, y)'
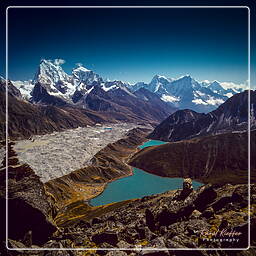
top-left (0, 60), bottom-right (254, 255)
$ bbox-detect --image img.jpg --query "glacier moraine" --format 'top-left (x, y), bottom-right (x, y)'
top-left (13, 123), bottom-right (141, 182)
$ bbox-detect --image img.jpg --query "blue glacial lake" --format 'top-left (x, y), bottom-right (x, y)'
top-left (90, 140), bottom-right (202, 206)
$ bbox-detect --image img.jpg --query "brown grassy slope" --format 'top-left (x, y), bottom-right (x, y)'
top-left (129, 131), bottom-right (255, 185)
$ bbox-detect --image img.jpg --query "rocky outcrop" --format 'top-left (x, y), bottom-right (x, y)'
top-left (31, 82), bottom-right (68, 106)
top-left (2, 182), bottom-right (251, 254)
top-left (130, 130), bottom-right (255, 184)
top-left (180, 178), bottom-right (193, 199)
top-left (0, 143), bottom-right (57, 246)
top-left (149, 90), bottom-right (255, 142)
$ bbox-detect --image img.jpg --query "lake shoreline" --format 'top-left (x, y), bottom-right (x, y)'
top-left (90, 139), bottom-right (202, 206)
top-left (87, 139), bottom-right (151, 204)
top-left (45, 127), bottom-right (151, 211)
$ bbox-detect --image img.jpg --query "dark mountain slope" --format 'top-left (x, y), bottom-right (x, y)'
top-left (0, 143), bottom-right (57, 245)
top-left (149, 90), bottom-right (255, 142)
top-left (0, 80), bottom-right (125, 140)
top-left (130, 130), bottom-right (255, 184)
top-left (84, 86), bottom-right (176, 123)
top-left (134, 87), bottom-right (178, 116)
top-left (149, 109), bottom-right (205, 141)
top-left (31, 82), bottom-right (68, 106)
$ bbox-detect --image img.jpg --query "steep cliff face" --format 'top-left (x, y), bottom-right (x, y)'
top-left (0, 143), bottom-right (57, 246)
top-left (130, 131), bottom-right (255, 184)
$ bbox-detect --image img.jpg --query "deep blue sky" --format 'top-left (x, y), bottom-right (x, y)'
top-left (1, 2), bottom-right (254, 87)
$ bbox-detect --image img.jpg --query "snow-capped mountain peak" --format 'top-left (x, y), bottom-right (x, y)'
top-left (201, 80), bottom-right (237, 98)
top-left (72, 65), bottom-right (103, 92)
top-left (32, 59), bottom-right (76, 99)
top-left (10, 59), bottom-right (246, 113)
top-left (148, 74), bottom-right (172, 93)
top-left (34, 59), bottom-right (70, 85)
top-left (150, 74), bottom-right (171, 84)
top-left (12, 80), bottom-right (34, 100)
top-left (73, 65), bottom-right (91, 73)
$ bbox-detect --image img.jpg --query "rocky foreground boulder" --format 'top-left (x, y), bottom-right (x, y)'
top-left (0, 161), bottom-right (255, 255)
top-left (3, 176), bottom-right (254, 254)
top-left (0, 143), bottom-right (57, 247)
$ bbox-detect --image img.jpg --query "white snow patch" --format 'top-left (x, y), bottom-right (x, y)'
top-left (102, 83), bottom-right (118, 92)
top-left (161, 94), bottom-right (180, 102)
top-left (220, 81), bottom-right (247, 90)
top-left (205, 97), bottom-right (225, 105)
top-left (73, 66), bottom-right (91, 72)
top-left (154, 82), bottom-right (161, 93)
top-left (224, 92), bottom-right (234, 98)
top-left (192, 98), bottom-right (208, 105)
top-left (86, 86), bottom-right (94, 94)
top-left (12, 80), bottom-right (34, 99)
top-left (156, 75), bottom-right (168, 80)
top-left (194, 91), bottom-right (206, 97)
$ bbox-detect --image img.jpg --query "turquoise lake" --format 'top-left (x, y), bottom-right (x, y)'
top-left (90, 140), bottom-right (202, 206)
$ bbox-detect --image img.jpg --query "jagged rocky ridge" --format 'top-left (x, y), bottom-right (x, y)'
top-left (10, 60), bottom-right (177, 123)
top-left (149, 90), bottom-right (255, 142)
top-left (12, 59), bottom-right (245, 114)
top-left (0, 79), bottom-right (161, 140)
top-left (128, 75), bottom-right (234, 112)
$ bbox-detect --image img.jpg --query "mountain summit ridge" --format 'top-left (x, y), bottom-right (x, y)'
top-left (149, 90), bottom-right (255, 142)
top-left (11, 58), bottom-right (246, 113)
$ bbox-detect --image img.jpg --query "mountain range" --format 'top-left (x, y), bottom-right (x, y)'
top-left (12, 59), bottom-right (245, 113)
top-left (149, 90), bottom-right (255, 142)
top-left (130, 90), bottom-right (255, 185)
top-left (0, 77), bottom-right (174, 140)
